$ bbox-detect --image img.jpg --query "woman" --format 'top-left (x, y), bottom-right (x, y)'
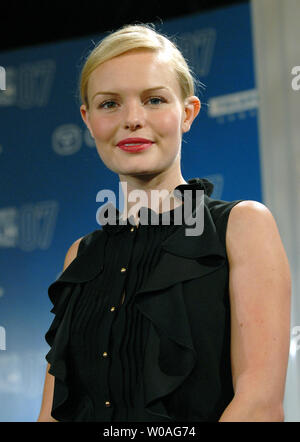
top-left (38, 24), bottom-right (291, 422)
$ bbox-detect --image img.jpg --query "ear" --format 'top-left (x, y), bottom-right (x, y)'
top-left (80, 104), bottom-right (94, 139)
top-left (181, 96), bottom-right (201, 133)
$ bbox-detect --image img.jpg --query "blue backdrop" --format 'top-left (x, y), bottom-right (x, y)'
top-left (0, 2), bottom-right (261, 421)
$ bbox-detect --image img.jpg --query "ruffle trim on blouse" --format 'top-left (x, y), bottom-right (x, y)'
top-left (134, 195), bottom-right (226, 419)
top-left (45, 180), bottom-right (227, 421)
top-left (45, 230), bottom-right (107, 421)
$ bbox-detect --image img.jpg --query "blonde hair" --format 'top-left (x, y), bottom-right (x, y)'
top-left (79, 23), bottom-right (198, 109)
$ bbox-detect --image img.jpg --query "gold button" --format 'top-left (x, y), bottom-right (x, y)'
top-left (120, 267), bottom-right (126, 272)
top-left (110, 306), bottom-right (115, 312)
top-left (130, 227), bottom-right (134, 232)
top-left (105, 401), bottom-right (111, 407)
top-left (103, 351), bottom-right (108, 358)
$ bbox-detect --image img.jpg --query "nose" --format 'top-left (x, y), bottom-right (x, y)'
top-left (123, 101), bottom-right (145, 131)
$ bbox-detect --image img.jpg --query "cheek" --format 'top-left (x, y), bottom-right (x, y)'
top-left (89, 115), bottom-right (115, 140)
top-left (154, 109), bottom-right (182, 138)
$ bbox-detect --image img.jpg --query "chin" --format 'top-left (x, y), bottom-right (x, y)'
top-left (116, 163), bottom-right (159, 176)
top-left (120, 169), bottom-right (157, 177)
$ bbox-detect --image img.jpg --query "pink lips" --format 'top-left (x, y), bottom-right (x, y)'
top-left (117, 137), bottom-right (154, 152)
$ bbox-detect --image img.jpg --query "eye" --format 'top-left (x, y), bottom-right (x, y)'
top-left (146, 96), bottom-right (166, 105)
top-left (98, 100), bottom-right (118, 109)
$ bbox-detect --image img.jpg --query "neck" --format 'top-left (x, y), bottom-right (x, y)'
top-left (118, 171), bottom-right (188, 223)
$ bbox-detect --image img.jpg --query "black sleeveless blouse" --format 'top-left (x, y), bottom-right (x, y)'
top-left (45, 178), bottom-right (244, 421)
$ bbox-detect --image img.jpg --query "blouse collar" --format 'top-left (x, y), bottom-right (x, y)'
top-left (101, 178), bottom-right (214, 235)
top-left (47, 177), bottom-right (225, 293)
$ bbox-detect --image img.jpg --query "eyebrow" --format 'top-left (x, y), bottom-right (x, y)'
top-left (91, 86), bottom-right (169, 101)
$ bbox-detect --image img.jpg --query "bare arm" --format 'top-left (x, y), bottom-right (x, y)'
top-left (37, 236), bottom-right (83, 422)
top-left (219, 201), bottom-right (291, 422)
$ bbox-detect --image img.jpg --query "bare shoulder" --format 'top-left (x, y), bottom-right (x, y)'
top-left (63, 236), bottom-right (84, 271)
top-left (226, 199), bottom-right (290, 281)
top-left (226, 200), bottom-right (279, 252)
top-left (228, 199), bottom-right (274, 228)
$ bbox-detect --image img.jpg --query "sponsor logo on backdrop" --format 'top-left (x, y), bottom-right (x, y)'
top-left (0, 60), bottom-right (56, 108)
top-left (207, 89), bottom-right (258, 123)
top-left (291, 66), bottom-right (300, 91)
top-left (0, 201), bottom-right (58, 251)
top-left (84, 128), bottom-right (96, 147)
top-left (0, 208), bottom-right (18, 247)
top-left (52, 124), bottom-right (82, 155)
top-left (52, 124), bottom-right (95, 155)
top-left (180, 28), bottom-right (216, 77)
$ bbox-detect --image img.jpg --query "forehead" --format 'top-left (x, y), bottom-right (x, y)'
top-left (88, 50), bottom-right (181, 96)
